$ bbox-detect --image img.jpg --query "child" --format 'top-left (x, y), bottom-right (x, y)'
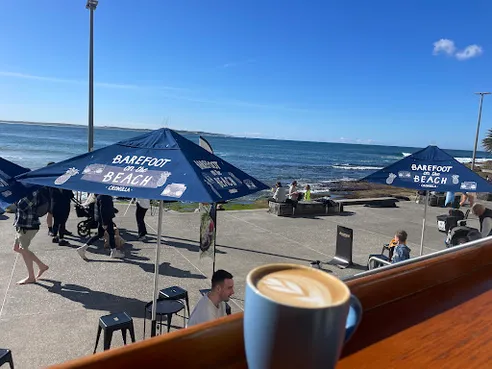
top-left (391, 230), bottom-right (411, 263)
top-left (304, 185), bottom-right (311, 201)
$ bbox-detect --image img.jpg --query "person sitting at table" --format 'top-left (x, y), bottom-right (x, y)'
top-left (188, 270), bottom-right (234, 327)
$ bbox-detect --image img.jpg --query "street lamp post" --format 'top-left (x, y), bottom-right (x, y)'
top-left (86, 0), bottom-right (98, 152)
top-left (471, 92), bottom-right (491, 171)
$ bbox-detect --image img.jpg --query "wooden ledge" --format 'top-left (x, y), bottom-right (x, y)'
top-left (50, 238), bottom-right (492, 369)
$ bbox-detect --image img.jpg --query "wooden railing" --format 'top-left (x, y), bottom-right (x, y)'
top-left (50, 236), bottom-right (492, 368)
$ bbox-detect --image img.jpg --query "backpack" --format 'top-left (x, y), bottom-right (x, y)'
top-left (35, 188), bottom-right (51, 218)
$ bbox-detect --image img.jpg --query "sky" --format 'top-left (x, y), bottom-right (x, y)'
top-left (0, 0), bottom-right (491, 149)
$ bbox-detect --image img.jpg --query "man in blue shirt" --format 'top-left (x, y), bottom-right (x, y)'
top-left (13, 189), bottom-right (49, 284)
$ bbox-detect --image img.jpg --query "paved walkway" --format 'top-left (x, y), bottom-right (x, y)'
top-left (0, 200), bottom-right (480, 368)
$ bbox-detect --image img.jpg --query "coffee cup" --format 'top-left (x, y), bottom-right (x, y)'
top-left (244, 263), bottom-right (362, 369)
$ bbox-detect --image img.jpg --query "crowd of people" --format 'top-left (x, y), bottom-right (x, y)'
top-left (11, 185), bottom-right (151, 284)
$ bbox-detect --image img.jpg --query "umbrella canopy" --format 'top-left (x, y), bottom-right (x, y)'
top-left (0, 157), bottom-right (34, 209)
top-left (361, 145), bottom-right (492, 256)
top-left (17, 128), bottom-right (269, 200)
top-left (16, 127), bottom-right (268, 336)
top-left (361, 145), bottom-right (492, 193)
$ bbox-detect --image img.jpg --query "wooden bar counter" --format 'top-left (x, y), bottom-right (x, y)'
top-left (50, 237), bottom-right (492, 369)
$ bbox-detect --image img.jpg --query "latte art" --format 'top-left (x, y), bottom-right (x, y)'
top-left (257, 269), bottom-right (333, 308)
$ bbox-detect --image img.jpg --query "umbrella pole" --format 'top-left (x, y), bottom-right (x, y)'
top-left (419, 192), bottom-right (429, 256)
top-left (123, 198), bottom-right (135, 216)
top-left (212, 203), bottom-right (217, 274)
top-left (151, 200), bottom-right (164, 337)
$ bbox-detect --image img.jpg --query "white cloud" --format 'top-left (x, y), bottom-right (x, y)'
top-left (455, 45), bottom-right (483, 60)
top-left (432, 39), bottom-right (484, 61)
top-left (433, 39), bottom-right (456, 56)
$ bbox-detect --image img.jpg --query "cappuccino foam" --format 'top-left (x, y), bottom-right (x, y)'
top-left (256, 269), bottom-right (334, 308)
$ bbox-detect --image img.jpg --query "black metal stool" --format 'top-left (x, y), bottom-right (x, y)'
top-left (0, 349), bottom-right (13, 369)
top-left (199, 289), bottom-right (232, 315)
top-left (159, 286), bottom-right (190, 318)
top-left (143, 300), bottom-right (184, 337)
top-left (94, 312), bottom-right (136, 353)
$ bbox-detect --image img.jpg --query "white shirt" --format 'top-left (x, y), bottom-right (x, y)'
top-left (187, 294), bottom-right (226, 327)
top-left (482, 217), bottom-right (492, 238)
top-left (137, 198), bottom-right (150, 209)
top-left (273, 187), bottom-right (287, 202)
top-left (288, 185), bottom-right (299, 200)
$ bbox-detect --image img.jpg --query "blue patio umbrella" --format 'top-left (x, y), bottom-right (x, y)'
top-left (0, 157), bottom-right (35, 210)
top-left (361, 145), bottom-right (492, 255)
top-left (17, 128), bottom-right (269, 335)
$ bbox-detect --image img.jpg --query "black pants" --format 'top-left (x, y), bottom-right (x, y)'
top-left (87, 222), bottom-right (115, 249)
top-left (136, 203), bottom-right (148, 237)
top-left (52, 211), bottom-right (69, 239)
top-left (285, 198), bottom-right (298, 208)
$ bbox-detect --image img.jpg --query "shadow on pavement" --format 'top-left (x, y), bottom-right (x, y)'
top-left (35, 279), bottom-right (150, 319)
top-left (217, 243), bottom-right (318, 264)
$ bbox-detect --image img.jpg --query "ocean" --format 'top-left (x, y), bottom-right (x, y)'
top-left (2, 121), bottom-right (492, 195)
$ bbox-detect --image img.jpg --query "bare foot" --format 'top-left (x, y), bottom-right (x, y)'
top-left (17, 277), bottom-right (36, 285)
top-left (36, 265), bottom-right (49, 280)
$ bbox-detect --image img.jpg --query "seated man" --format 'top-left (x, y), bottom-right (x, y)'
top-left (368, 230), bottom-right (411, 269)
top-left (268, 182), bottom-right (287, 203)
top-left (188, 269), bottom-right (234, 327)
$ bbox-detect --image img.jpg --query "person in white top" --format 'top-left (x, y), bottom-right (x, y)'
top-left (288, 181), bottom-right (300, 201)
top-left (135, 198), bottom-right (150, 241)
top-left (188, 270), bottom-right (234, 327)
top-left (270, 182), bottom-right (287, 203)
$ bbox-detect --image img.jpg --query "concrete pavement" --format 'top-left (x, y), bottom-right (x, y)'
top-left (0, 200), bottom-right (481, 368)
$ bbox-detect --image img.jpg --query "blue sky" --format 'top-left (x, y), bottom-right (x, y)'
top-left (0, 0), bottom-right (491, 149)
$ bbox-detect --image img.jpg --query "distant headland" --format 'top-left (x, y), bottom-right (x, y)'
top-left (0, 119), bottom-right (232, 138)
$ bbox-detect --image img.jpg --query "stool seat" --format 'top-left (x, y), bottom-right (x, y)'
top-left (94, 312), bottom-right (135, 353)
top-left (0, 349), bottom-right (13, 369)
top-left (159, 286), bottom-right (190, 318)
top-left (99, 312), bottom-right (133, 330)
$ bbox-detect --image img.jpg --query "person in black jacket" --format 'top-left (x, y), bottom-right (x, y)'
top-left (50, 188), bottom-right (74, 246)
top-left (76, 194), bottom-right (124, 260)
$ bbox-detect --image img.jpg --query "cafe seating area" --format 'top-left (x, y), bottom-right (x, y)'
top-left (47, 235), bottom-right (492, 368)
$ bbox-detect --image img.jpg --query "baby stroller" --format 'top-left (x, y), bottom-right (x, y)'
top-left (74, 200), bottom-right (98, 237)
top-left (445, 226), bottom-right (481, 247)
top-left (437, 209), bottom-right (469, 233)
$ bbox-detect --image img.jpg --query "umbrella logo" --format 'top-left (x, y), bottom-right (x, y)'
top-left (55, 168), bottom-right (79, 185)
top-left (452, 175), bottom-right (459, 184)
top-left (386, 173), bottom-right (397, 185)
top-left (161, 183), bottom-right (187, 198)
top-left (82, 164), bottom-right (106, 175)
top-left (156, 172), bottom-right (171, 187)
top-left (460, 181), bottom-right (477, 191)
top-left (243, 179), bottom-right (257, 190)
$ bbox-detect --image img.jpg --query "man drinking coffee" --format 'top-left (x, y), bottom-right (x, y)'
top-left (188, 270), bottom-right (234, 327)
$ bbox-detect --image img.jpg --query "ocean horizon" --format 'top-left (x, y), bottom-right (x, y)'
top-left (2, 121), bottom-right (492, 196)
